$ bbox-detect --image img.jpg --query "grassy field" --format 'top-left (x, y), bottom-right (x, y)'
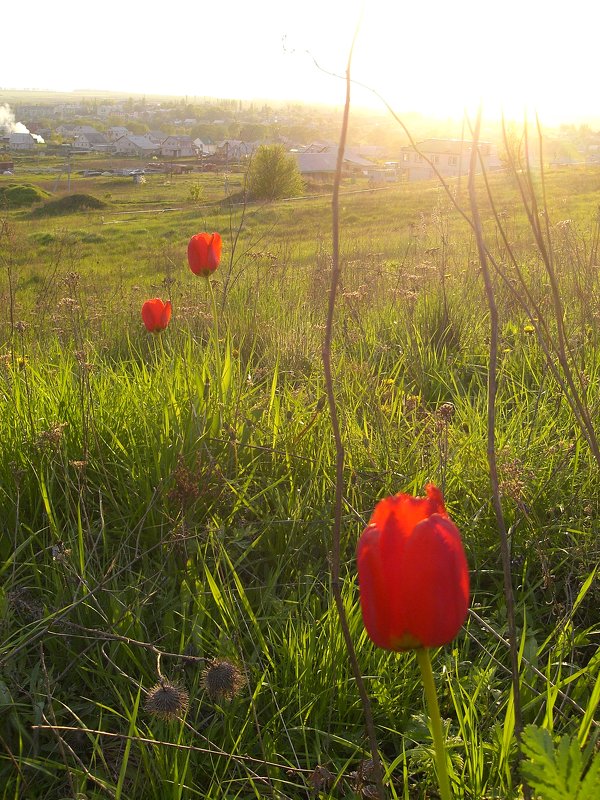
top-left (0, 155), bottom-right (599, 799)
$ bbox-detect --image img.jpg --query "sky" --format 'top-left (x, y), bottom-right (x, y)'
top-left (3, 0), bottom-right (599, 125)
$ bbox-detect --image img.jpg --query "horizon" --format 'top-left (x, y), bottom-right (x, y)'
top-left (2, 87), bottom-right (599, 133)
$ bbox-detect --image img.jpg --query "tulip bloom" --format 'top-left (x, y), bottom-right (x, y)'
top-left (141, 298), bottom-right (172, 333)
top-left (357, 484), bottom-right (469, 651)
top-left (187, 232), bottom-right (222, 276)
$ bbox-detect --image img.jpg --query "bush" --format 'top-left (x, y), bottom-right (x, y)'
top-left (246, 144), bottom-right (304, 201)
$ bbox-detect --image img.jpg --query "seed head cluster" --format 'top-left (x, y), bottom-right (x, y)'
top-left (144, 680), bottom-right (189, 720)
top-left (202, 659), bottom-right (244, 702)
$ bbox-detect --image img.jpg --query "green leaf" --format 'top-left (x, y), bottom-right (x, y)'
top-left (520, 724), bottom-right (600, 800)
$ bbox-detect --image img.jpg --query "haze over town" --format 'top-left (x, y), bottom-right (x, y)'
top-left (4, 0), bottom-right (600, 126)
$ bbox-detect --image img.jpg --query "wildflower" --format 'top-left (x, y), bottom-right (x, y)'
top-left (523, 324), bottom-right (535, 334)
top-left (36, 422), bottom-right (68, 452)
top-left (187, 232), bottom-right (222, 277)
top-left (356, 483), bottom-right (469, 651)
top-left (436, 402), bottom-right (455, 423)
top-left (202, 658), bottom-right (244, 701)
top-left (141, 298), bottom-right (172, 333)
top-left (144, 680), bottom-right (189, 719)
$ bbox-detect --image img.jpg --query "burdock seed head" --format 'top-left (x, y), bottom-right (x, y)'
top-left (144, 680), bottom-right (189, 720)
top-left (202, 659), bottom-right (244, 702)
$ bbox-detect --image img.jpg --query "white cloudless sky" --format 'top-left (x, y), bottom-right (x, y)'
top-left (3, 0), bottom-right (599, 123)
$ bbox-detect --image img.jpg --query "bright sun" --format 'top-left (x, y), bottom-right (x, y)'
top-left (3, 0), bottom-right (599, 125)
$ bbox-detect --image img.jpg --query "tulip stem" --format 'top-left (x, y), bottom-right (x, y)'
top-left (416, 648), bottom-right (453, 800)
top-left (207, 277), bottom-right (222, 402)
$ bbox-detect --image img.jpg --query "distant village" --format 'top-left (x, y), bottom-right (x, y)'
top-left (2, 95), bottom-right (600, 183)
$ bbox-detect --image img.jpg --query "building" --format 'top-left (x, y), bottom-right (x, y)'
top-left (215, 140), bottom-right (257, 160)
top-left (193, 138), bottom-right (217, 155)
top-left (106, 126), bottom-right (130, 142)
top-left (160, 136), bottom-right (196, 158)
top-left (55, 124), bottom-right (98, 140)
top-left (8, 132), bottom-right (38, 150)
top-left (293, 146), bottom-right (376, 181)
top-left (72, 131), bottom-right (110, 151)
top-left (112, 135), bottom-right (161, 156)
top-left (399, 138), bottom-right (500, 181)
top-left (144, 130), bottom-right (168, 145)
top-left (292, 151), bottom-right (338, 181)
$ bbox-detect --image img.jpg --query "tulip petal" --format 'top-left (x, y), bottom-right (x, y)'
top-left (356, 525), bottom-right (394, 649)
top-left (161, 300), bottom-right (172, 329)
top-left (402, 514), bottom-right (470, 647)
top-left (188, 234), bottom-right (208, 275)
top-left (207, 233), bottom-right (222, 269)
top-left (188, 232), bottom-right (222, 276)
top-left (357, 485), bottom-right (469, 652)
top-left (142, 298), bottom-right (171, 332)
top-left (370, 483), bottom-right (447, 539)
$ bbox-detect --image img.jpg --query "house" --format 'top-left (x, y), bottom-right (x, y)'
top-left (72, 131), bottom-right (110, 151)
top-left (106, 126), bottom-right (130, 142)
top-left (399, 138), bottom-right (500, 181)
top-left (55, 124), bottom-right (97, 140)
top-left (144, 130), bottom-right (168, 145)
top-left (112, 135), bottom-right (161, 156)
top-left (8, 132), bottom-right (38, 150)
top-left (298, 143), bottom-right (376, 175)
top-left (292, 151), bottom-right (338, 181)
top-left (193, 138), bottom-right (217, 155)
top-left (215, 140), bottom-right (257, 160)
top-left (336, 148), bottom-right (376, 173)
top-left (160, 135), bottom-right (196, 158)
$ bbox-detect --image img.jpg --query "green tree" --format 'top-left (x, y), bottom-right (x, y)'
top-left (246, 144), bottom-right (303, 201)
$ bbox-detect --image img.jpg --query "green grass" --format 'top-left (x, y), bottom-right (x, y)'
top-left (0, 159), bottom-right (599, 799)
top-left (0, 182), bottom-right (51, 207)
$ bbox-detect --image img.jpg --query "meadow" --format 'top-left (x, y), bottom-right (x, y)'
top-left (0, 152), bottom-right (599, 799)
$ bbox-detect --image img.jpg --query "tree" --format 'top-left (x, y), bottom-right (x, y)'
top-left (246, 144), bottom-right (303, 201)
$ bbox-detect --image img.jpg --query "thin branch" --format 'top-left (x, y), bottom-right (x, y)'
top-left (321, 19), bottom-right (386, 800)
top-left (32, 724), bottom-right (313, 777)
top-left (467, 110), bottom-right (529, 798)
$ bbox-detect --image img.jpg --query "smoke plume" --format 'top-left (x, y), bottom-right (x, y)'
top-left (0, 103), bottom-right (45, 143)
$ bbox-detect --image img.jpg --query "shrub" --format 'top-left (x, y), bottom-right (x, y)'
top-left (246, 144), bottom-right (304, 201)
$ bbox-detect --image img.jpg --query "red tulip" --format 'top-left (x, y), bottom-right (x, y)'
top-left (357, 484), bottom-right (469, 651)
top-left (141, 298), bottom-right (172, 333)
top-left (187, 232), bottom-right (222, 276)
